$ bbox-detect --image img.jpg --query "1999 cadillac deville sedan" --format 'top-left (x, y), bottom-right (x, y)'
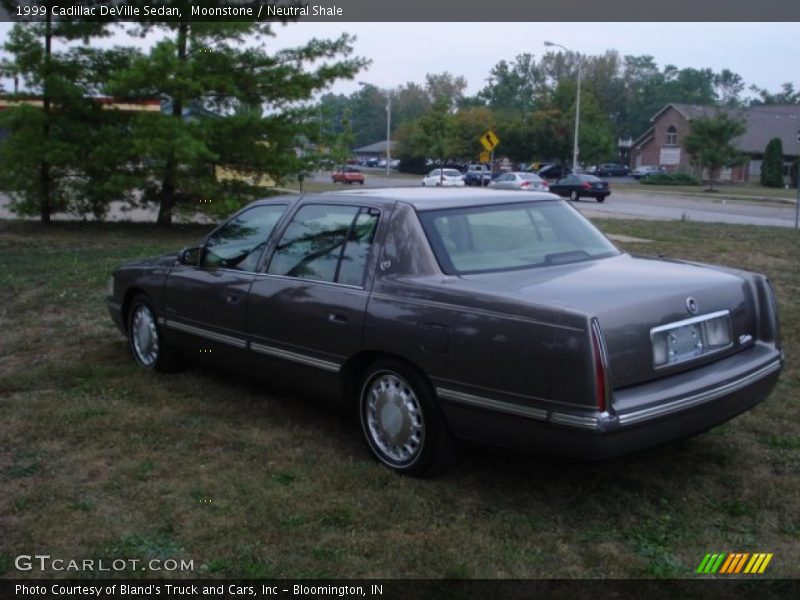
top-left (107, 188), bottom-right (783, 475)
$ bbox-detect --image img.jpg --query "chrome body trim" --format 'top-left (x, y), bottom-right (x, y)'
top-left (650, 309), bottom-right (730, 335)
top-left (436, 387), bottom-right (547, 421)
top-left (250, 342), bottom-right (341, 373)
top-left (550, 413), bottom-right (600, 430)
top-left (618, 358), bottom-right (782, 426)
top-left (163, 319), bottom-right (248, 349)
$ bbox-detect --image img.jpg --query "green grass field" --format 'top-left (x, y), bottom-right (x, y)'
top-left (1, 218), bottom-right (798, 579)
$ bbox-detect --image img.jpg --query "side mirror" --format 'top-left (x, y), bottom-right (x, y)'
top-left (178, 246), bottom-right (201, 266)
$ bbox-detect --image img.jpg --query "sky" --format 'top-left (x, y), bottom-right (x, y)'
top-left (1, 21), bottom-right (799, 99)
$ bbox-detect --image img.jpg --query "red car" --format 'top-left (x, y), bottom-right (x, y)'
top-left (332, 166), bottom-right (365, 185)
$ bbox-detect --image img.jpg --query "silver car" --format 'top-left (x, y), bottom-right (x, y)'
top-left (490, 171), bottom-right (550, 192)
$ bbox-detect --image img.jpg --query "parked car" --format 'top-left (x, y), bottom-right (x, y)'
top-left (331, 166), bottom-right (365, 185)
top-left (549, 174), bottom-right (610, 202)
top-left (463, 164), bottom-right (492, 187)
top-left (632, 165), bottom-right (666, 180)
top-left (537, 164), bottom-right (572, 180)
top-left (422, 169), bottom-right (465, 187)
top-left (595, 163), bottom-right (630, 177)
top-left (489, 172), bottom-right (550, 192)
top-left (108, 188), bottom-right (782, 475)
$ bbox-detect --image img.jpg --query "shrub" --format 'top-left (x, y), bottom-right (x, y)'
top-left (760, 138), bottom-right (785, 188)
top-left (641, 172), bottom-right (702, 186)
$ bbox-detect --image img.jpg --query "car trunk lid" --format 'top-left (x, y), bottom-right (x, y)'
top-left (458, 254), bottom-right (757, 389)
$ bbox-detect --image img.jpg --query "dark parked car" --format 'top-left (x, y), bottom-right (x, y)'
top-left (537, 164), bottom-right (572, 180)
top-left (463, 164), bottom-right (492, 187)
top-left (632, 165), bottom-right (666, 180)
top-left (549, 174), bottom-right (610, 202)
top-left (108, 188), bottom-right (782, 475)
top-left (595, 163), bottom-right (630, 177)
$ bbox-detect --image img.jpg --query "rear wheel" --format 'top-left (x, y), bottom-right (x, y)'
top-left (127, 295), bottom-right (183, 372)
top-left (569, 190), bottom-right (580, 202)
top-left (597, 196), bottom-right (606, 203)
top-left (359, 360), bottom-right (455, 476)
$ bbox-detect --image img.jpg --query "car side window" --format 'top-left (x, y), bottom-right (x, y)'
top-left (268, 204), bottom-right (379, 285)
top-left (202, 204), bottom-right (287, 271)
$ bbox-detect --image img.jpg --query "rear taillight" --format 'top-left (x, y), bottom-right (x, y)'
top-left (591, 319), bottom-right (609, 413)
top-left (582, 182), bottom-right (591, 189)
top-left (521, 181), bottom-right (530, 187)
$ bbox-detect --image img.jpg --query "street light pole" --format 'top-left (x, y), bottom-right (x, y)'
top-left (544, 41), bottom-right (581, 172)
top-left (386, 92), bottom-right (392, 177)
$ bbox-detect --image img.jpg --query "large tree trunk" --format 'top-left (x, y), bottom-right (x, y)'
top-left (40, 12), bottom-right (52, 224)
top-left (158, 22), bottom-right (188, 227)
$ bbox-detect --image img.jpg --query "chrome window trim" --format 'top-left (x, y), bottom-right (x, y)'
top-left (250, 342), bottom-right (341, 373)
top-left (252, 272), bottom-right (365, 291)
top-left (618, 358), bottom-right (782, 427)
top-left (163, 320), bottom-right (247, 349)
top-left (436, 388), bottom-right (547, 421)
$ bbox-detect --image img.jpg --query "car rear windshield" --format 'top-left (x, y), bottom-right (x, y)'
top-left (418, 200), bottom-right (619, 274)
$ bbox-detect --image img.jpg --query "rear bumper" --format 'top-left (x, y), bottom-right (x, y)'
top-left (437, 343), bottom-right (782, 459)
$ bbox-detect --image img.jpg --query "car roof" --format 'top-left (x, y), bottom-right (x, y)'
top-left (310, 187), bottom-right (559, 211)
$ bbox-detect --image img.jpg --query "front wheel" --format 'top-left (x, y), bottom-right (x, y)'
top-left (127, 295), bottom-right (183, 372)
top-left (359, 360), bottom-right (455, 476)
top-left (569, 190), bottom-right (579, 202)
top-left (597, 196), bottom-right (606, 203)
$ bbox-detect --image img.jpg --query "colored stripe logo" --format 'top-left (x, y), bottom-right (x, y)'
top-left (696, 553), bottom-right (773, 574)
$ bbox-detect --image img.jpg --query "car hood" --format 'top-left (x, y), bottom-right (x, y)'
top-left (457, 253), bottom-right (757, 388)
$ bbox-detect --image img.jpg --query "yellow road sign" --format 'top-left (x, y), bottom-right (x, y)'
top-left (480, 130), bottom-right (500, 151)
top-left (479, 151), bottom-right (490, 163)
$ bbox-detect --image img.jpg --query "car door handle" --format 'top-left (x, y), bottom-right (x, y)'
top-left (328, 313), bottom-right (348, 324)
top-left (225, 293), bottom-right (241, 305)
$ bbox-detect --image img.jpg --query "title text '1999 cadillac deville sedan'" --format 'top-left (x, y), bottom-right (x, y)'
top-left (107, 188), bottom-right (783, 475)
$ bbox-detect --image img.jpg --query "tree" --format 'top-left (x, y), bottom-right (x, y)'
top-left (683, 114), bottom-right (746, 191)
top-left (109, 6), bottom-right (367, 225)
top-left (760, 138), bottom-right (785, 188)
top-left (749, 82), bottom-right (800, 106)
top-left (396, 97), bottom-right (458, 176)
top-left (0, 4), bottom-right (124, 222)
top-left (714, 69), bottom-right (745, 107)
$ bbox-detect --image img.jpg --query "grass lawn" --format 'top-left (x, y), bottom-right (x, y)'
top-left (1, 218), bottom-right (798, 579)
top-left (618, 182), bottom-right (798, 204)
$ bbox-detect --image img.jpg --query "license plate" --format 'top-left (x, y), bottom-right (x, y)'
top-left (651, 310), bottom-right (732, 368)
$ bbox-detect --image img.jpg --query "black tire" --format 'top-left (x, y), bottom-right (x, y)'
top-left (597, 196), bottom-right (606, 203)
top-left (127, 294), bottom-right (183, 372)
top-left (358, 360), bottom-right (455, 476)
top-left (569, 190), bottom-right (579, 202)
top-left (359, 180), bottom-right (364, 185)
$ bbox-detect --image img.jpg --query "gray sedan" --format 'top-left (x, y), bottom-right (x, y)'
top-left (107, 188), bottom-right (782, 476)
top-left (489, 171), bottom-right (550, 192)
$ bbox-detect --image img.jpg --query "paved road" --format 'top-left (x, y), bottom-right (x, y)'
top-left (575, 190), bottom-right (797, 228)
top-left (2, 180), bottom-right (797, 228)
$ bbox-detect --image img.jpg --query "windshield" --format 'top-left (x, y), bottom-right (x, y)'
top-left (418, 200), bottom-right (619, 274)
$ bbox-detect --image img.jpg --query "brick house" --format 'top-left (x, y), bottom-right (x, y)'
top-left (631, 103), bottom-right (800, 182)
